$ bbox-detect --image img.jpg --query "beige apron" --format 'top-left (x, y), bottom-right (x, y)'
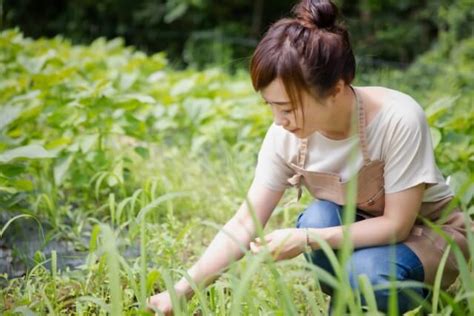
top-left (287, 87), bottom-right (471, 288)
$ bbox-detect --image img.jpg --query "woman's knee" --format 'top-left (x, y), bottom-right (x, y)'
top-left (346, 246), bottom-right (425, 313)
top-left (347, 248), bottom-right (389, 289)
top-left (295, 200), bottom-right (342, 229)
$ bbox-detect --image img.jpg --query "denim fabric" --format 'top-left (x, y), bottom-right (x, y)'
top-left (296, 199), bottom-right (427, 314)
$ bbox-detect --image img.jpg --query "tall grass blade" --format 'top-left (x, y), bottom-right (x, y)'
top-left (117, 256), bottom-right (140, 307)
top-left (229, 253), bottom-right (264, 316)
top-left (51, 250), bottom-right (57, 304)
top-left (108, 193), bottom-right (116, 225)
top-left (331, 103), bottom-right (359, 315)
top-left (432, 244), bottom-right (451, 313)
top-left (136, 192), bottom-right (189, 310)
top-left (387, 245), bottom-right (399, 316)
top-left (40, 287), bottom-right (56, 315)
top-left (0, 214), bottom-right (40, 238)
top-left (161, 268), bottom-right (184, 315)
top-left (100, 224), bottom-right (123, 316)
top-left (422, 218), bottom-right (474, 312)
top-left (180, 269), bottom-right (212, 315)
top-left (358, 274), bottom-right (379, 314)
top-left (138, 209), bottom-right (147, 310)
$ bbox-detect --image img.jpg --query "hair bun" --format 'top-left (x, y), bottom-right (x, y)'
top-left (293, 0), bottom-right (338, 29)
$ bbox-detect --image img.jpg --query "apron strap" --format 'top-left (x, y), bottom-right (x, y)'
top-left (289, 86), bottom-right (370, 200)
top-left (297, 138), bottom-right (308, 169)
top-left (352, 86), bottom-right (371, 165)
top-left (288, 137), bottom-right (308, 201)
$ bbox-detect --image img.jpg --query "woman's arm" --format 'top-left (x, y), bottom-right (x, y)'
top-left (250, 184), bottom-right (425, 261)
top-left (148, 179), bottom-right (284, 306)
top-left (311, 183), bottom-right (425, 249)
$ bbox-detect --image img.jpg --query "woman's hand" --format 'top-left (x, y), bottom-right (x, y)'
top-left (147, 291), bottom-right (174, 316)
top-left (249, 228), bottom-right (307, 261)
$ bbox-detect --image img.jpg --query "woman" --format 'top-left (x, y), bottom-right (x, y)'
top-left (148, 0), bottom-right (470, 314)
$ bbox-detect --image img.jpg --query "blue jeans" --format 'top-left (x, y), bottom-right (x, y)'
top-left (295, 200), bottom-right (427, 314)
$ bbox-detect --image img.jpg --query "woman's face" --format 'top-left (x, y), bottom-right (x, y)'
top-left (260, 77), bottom-right (332, 138)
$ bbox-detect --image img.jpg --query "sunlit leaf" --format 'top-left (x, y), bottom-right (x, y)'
top-left (170, 77), bottom-right (195, 96)
top-left (79, 134), bottom-right (99, 153)
top-left (54, 154), bottom-right (74, 186)
top-left (164, 2), bottom-right (188, 23)
top-left (0, 144), bottom-right (55, 163)
top-left (0, 105), bottom-right (23, 130)
top-left (430, 127), bottom-right (442, 148)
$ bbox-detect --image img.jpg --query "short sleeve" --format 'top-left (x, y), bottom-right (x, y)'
top-left (383, 103), bottom-right (439, 194)
top-left (253, 124), bottom-right (294, 192)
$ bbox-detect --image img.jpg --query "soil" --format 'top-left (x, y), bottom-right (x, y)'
top-left (0, 212), bottom-right (140, 281)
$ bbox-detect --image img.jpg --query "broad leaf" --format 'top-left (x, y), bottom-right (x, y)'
top-left (0, 144), bottom-right (55, 163)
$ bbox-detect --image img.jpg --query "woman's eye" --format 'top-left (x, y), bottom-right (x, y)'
top-left (282, 109), bottom-right (293, 114)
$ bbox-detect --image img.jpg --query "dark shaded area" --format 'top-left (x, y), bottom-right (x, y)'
top-left (0, 216), bottom-right (86, 279)
top-left (0, 212), bottom-right (140, 281)
top-left (3, 0), bottom-right (471, 68)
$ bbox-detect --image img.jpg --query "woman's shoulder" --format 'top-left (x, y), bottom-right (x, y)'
top-left (361, 86), bottom-right (427, 129)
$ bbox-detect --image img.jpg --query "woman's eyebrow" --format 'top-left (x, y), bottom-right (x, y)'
top-left (262, 98), bottom-right (292, 105)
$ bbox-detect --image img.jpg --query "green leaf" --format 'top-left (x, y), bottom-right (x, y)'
top-left (9, 90), bottom-right (41, 105)
top-left (107, 174), bottom-right (118, 187)
top-left (0, 186), bottom-right (17, 193)
top-left (448, 171), bottom-right (474, 206)
top-left (89, 224), bottom-right (101, 253)
top-left (171, 77), bottom-right (195, 96)
top-left (164, 3), bottom-right (188, 23)
top-left (79, 134), bottom-right (99, 153)
top-left (430, 127), bottom-right (442, 148)
top-left (17, 50), bottom-right (57, 74)
top-left (0, 144), bottom-right (55, 163)
top-left (425, 96), bottom-right (459, 123)
top-left (0, 105), bottom-right (23, 130)
top-left (12, 179), bottom-right (34, 191)
top-left (54, 155), bottom-right (74, 186)
top-left (13, 306), bottom-right (38, 316)
top-left (0, 164), bottom-right (26, 177)
top-left (134, 146), bottom-right (149, 159)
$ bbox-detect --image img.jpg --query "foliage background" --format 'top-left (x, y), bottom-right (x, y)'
top-left (0, 0), bottom-right (473, 315)
top-left (3, 0), bottom-right (474, 68)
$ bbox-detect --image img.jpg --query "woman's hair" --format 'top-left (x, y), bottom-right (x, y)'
top-left (250, 0), bottom-right (355, 107)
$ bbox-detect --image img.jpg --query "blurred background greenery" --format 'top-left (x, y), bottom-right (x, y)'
top-left (2, 0), bottom-right (473, 69)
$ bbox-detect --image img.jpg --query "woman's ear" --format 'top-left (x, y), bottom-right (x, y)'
top-left (330, 80), bottom-right (346, 98)
top-left (324, 80), bottom-right (346, 107)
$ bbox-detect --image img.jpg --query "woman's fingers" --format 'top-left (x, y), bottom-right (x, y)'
top-left (250, 241), bottom-right (267, 253)
top-left (254, 234), bottom-right (272, 244)
top-left (250, 241), bottom-right (258, 253)
top-left (250, 233), bottom-right (275, 254)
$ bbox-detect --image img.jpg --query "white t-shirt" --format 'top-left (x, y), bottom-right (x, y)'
top-left (254, 88), bottom-right (453, 202)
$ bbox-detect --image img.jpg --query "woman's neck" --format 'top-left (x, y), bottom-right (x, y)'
top-left (319, 86), bottom-right (358, 140)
